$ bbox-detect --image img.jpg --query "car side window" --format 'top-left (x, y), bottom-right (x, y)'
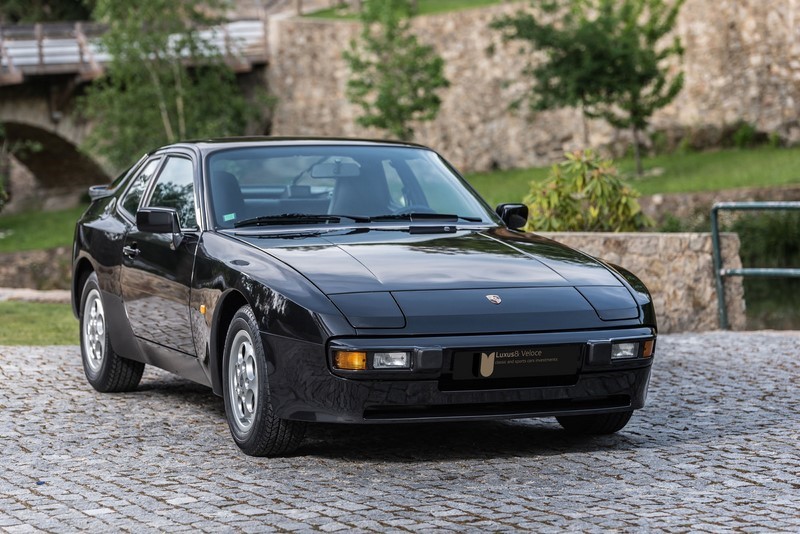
top-left (120, 158), bottom-right (161, 218)
top-left (146, 156), bottom-right (197, 229)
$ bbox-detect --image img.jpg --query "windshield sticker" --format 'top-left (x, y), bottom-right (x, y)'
top-left (223, 213), bottom-right (236, 222)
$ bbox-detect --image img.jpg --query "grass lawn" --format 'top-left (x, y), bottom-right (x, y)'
top-left (308, 0), bottom-right (513, 19)
top-left (466, 146), bottom-right (800, 207)
top-left (0, 204), bottom-right (87, 253)
top-left (0, 301), bottom-right (78, 345)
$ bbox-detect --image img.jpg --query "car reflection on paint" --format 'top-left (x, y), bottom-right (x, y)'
top-left (72, 138), bottom-right (657, 457)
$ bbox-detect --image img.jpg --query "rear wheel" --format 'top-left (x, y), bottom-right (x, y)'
top-left (80, 272), bottom-right (144, 392)
top-left (556, 410), bottom-right (634, 434)
top-left (222, 305), bottom-right (306, 456)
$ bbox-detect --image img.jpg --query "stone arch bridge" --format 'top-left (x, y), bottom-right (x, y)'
top-left (0, 20), bottom-right (268, 212)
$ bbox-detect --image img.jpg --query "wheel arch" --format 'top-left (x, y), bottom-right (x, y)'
top-left (72, 257), bottom-right (94, 318)
top-left (209, 288), bottom-right (249, 395)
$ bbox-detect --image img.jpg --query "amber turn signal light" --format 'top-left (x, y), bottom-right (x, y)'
top-left (642, 339), bottom-right (655, 358)
top-left (333, 350), bottom-right (368, 370)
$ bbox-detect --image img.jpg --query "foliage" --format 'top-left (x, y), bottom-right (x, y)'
top-left (343, 0), bottom-right (449, 140)
top-left (310, 0), bottom-right (506, 19)
top-left (492, 0), bottom-right (685, 174)
top-left (730, 121), bottom-right (759, 148)
top-left (81, 0), bottom-right (248, 168)
top-left (523, 149), bottom-right (652, 232)
top-left (0, 126), bottom-right (43, 215)
top-left (0, 0), bottom-right (91, 23)
top-left (0, 302), bottom-right (78, 345)
top-left (732, 211), bottom-right (800, 271)
top-left (730, 211), bottom-right (800, 329)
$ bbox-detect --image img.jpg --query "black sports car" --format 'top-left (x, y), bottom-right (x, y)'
top-left (72, 138), bottom-right (657, 456)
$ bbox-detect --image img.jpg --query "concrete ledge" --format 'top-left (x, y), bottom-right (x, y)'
top-left (541, 232), bottom-right (746, 333)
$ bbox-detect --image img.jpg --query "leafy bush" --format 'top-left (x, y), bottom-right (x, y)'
top-left (523, 149), bottom-right (652, 232)
top-left (730, 211), bottom-right (800, 329)
top-left (731, 121), bottom-right (758, 148)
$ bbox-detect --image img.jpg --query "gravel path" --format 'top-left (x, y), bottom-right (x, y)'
top-left (1, 331), bottom-right (799, 531)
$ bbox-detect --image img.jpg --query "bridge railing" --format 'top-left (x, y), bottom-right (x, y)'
top-left (0, 19), bottom-right (268, 84)
top-left (711, 201), bottom-right (800, 329)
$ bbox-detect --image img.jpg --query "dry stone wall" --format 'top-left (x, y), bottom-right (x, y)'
top-left (542, 232), bottom-right (746, 333)
top-left (267, 1), bottom-right (800, 172)
top-left (0, 247), bottom-right (72, 291)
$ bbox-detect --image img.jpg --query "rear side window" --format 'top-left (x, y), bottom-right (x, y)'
top-left (146, 156), bottom-right (197, 229)
top-left (120, 158), bottom-right (161, 218)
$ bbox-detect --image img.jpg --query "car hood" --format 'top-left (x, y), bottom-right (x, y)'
top-left (239, 227), bottom-right (622, 292)
top-left (235, 227), bottom-right (641, 332)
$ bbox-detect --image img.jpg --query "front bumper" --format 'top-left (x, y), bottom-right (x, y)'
top-left (263, 327), bottom-right (655, 423)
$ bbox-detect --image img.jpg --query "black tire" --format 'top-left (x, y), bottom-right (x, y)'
top-left (79, 272), bottom-right (144, 392)
top-left (556, 410), bottom-right (634, 435)
top-left (222, 305), bottom-right (306, 456)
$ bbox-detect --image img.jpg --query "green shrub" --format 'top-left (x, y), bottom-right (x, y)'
top-left (730, 211), bottom-right (800, 329)
top-left (523, 149), bottom-right (653, 232)
top-left (731, 121), bottom-right (758, 148)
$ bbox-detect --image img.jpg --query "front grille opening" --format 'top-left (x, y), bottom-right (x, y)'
top-left (438, 374), bottom-right (578, 391)
top-left (363, 395), bottom-right (631, 421)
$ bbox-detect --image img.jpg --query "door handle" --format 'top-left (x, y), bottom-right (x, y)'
top-left (122, 245), bottom-right (139, 258)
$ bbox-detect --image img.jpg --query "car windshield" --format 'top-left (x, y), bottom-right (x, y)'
top-left (206, 145), bottom-right (496, 229)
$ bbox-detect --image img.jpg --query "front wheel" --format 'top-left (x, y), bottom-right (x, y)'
top-left (556, 410), bottom-right (634, 434)
top-left (79, 272), bottom-right (144, 392)
top-left (222, 305), bottom-right (306, 456)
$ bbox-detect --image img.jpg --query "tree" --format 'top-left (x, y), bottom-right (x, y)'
top-left (0, 126), bottom-right (42, 214)
top-left (343, 0), bottom-right (449, 141)
top-left (0, 0), bottom-right (92, 23)
top-left (492, 0), bottom-right (685, 175)
top-left (81, 0), bottom-right (248, 168)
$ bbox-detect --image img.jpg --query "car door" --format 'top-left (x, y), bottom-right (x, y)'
top-left (120, 153), bottom-right (200, 356)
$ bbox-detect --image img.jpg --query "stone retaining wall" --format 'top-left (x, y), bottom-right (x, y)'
top-left (0, 247), bottom-right (72, 291)
top-left (542, 232), bottom-right (746, 333)
top-left (641, 184), bottom-right (800, 227)
top-left (0, 233), bottom-right (745, 333)
top-left (267, 0), bottom-right (800, 172)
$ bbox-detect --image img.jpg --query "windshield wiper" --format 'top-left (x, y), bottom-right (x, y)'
top-left (370, 212), bottom-right (483, 222)
top-left (234, 213), bottom-right (370, 228)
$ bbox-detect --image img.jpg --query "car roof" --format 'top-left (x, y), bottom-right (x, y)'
top-left (155, 136), bottom-right (430, 155)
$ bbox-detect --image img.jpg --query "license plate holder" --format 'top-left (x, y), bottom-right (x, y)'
top-left (451, 345), bottom-right (581, 380)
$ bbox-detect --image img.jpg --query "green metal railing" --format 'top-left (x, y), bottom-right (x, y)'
top-left (711, 201), bottom-right (800, 329)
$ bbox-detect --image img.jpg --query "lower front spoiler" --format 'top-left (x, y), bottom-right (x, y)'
top-left (263, 331), bottom-right (653, 424)
top-left (356, 364), bottom-right (651, 424)
top-left (362, 392), bottom-right (635, 423)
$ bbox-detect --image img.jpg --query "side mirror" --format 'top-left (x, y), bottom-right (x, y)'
top-left (137, 207), bottom-right (183, 250)
top-left (137, 207), bottom-right (180, 234)
top-left (495, 203), bottom-right (528, 230)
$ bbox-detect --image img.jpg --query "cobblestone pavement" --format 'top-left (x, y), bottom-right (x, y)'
top-left (1, 331), bottom-right (799, 532)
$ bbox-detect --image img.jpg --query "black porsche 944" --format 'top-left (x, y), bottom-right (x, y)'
top-left (72, 138), bottom-right (657, 456)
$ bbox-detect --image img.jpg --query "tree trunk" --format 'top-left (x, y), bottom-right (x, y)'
top-left (580, 102), bottom-right (590, 146)
top-left (632, 126), bottom-right (643, 176)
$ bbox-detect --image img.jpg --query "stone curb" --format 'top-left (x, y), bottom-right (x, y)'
top-left (0, 287), bottom-right (71, 304)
